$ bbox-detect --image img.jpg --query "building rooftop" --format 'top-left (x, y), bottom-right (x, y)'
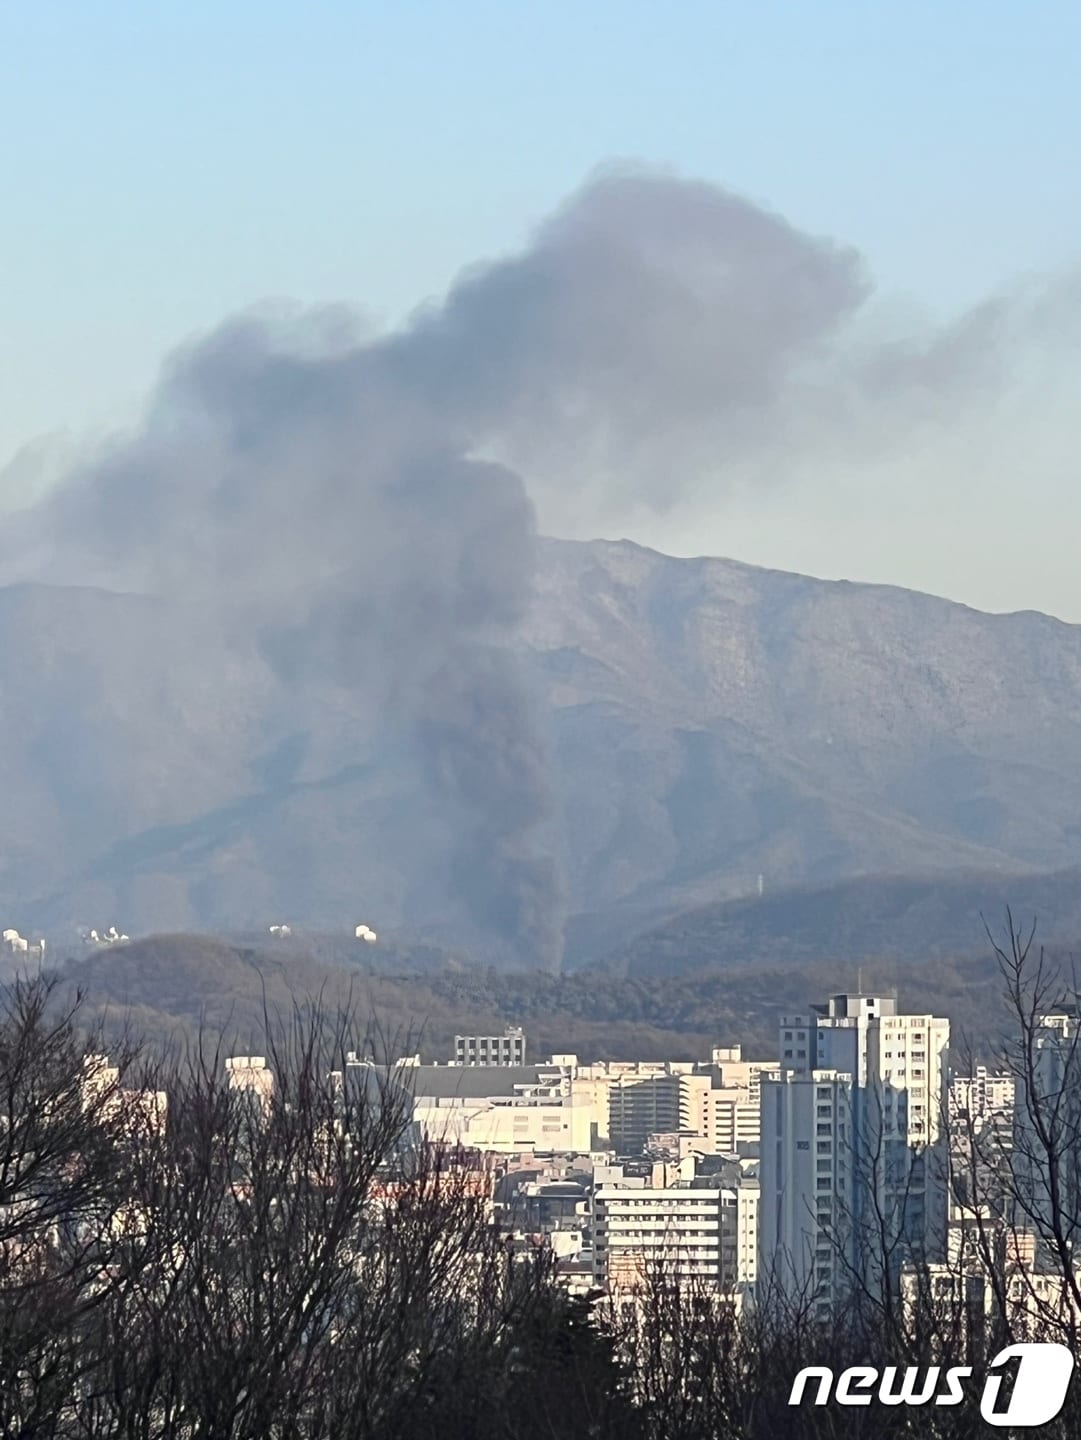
top-left (403, 1064), bottom-right (565, 1100)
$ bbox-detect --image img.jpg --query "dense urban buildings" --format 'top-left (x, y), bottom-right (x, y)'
top-left (45, 992), bottom-right (1078, 1338)
top-left (342, 1003), bottom-right (965, 1315)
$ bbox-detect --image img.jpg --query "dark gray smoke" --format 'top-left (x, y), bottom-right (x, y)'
top-left (8, 165), bottom-right (893, 968)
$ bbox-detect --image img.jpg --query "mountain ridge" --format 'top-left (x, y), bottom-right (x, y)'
top-left (553, 536), bottom-right (1081, 625)
top-left (3, 537), bottom-right (1081, 962)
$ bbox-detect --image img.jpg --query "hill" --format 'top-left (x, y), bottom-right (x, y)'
top-left (53, 925), bottom-right (1039, 1066)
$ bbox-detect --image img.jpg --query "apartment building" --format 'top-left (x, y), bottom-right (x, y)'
top-left (734, 1164), bottom-right (760, 1294)
top-left (592, 1181), bottom-right (736, 1292)
top-left (570, 1053), bottom-right (774, 1157)
top-left (949, 1066), bottom-right (1015, 1124)
top-left (706, 1086), bottom-right (761, 1151)
top-left (760, 1066), bottom-right (854, 1312)
top-left (711, 1046), bottom-right (781, 1100)
top-left (901, 1207), bottom-right (1081, 1337)
top-left (590, 1152), bottom-right (760, 1299)
top-left (761, 992), bottom-right (949, 1317)
top-left (609, 1071), bottom-right (683, 1154)
top-left (81, 1053), bottom-right (167, 1137)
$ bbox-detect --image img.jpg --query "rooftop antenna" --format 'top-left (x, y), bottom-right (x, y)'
top-left (858, 965), bottom-right (863, 995)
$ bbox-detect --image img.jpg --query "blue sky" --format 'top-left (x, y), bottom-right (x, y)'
top-left (3, 2), bottom-right (1080, 615)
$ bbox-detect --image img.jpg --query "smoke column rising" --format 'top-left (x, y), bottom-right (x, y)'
top-left (15, 163), bottom-right (1066, 962)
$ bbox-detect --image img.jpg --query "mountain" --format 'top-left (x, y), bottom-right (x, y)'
top-left (529, 540), bottom-right (1081, 952)
top-left (3, 538), bottom-right (1081, 962)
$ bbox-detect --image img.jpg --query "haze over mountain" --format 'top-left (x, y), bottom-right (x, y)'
top-left (7, 163), bottom-right (1081, 976)
top-left (3, 535), bottom-right (1081, 966)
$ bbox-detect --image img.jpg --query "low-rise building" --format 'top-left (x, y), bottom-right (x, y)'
top-left (407, 1063), bottom-right (596, 1153)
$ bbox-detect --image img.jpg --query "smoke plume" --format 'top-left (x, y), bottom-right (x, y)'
top-left (11, 162), bottom-right (1073, 962)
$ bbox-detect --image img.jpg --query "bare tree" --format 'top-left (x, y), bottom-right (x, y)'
top-left (0, 975), bottom-right (150, 1436)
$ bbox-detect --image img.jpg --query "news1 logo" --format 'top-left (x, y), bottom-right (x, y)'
top-left (789, 1343), bottom-right (1076, 1427)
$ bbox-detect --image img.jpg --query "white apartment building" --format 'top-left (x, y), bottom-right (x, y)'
top-left (760, 1066), bottom-right (854, 1313)
top-left (590, 1156), bottom-right (759, 1299)
top-left (711, 1046), bottom-right (781, 1100)
top-left (707, 1086), bottom-right (761, 1151)
top-left (734, 1167), bottom-right (759, 1295)
top-left (949, 1066), bottom-right (1015, 1124)
top-left (679, 1049), bottom-right (780, 1152)
top-left (761, 992), bottom-right (950, 1317)
top-left (592, 1182), bottom-right (737, 1293)
top-left (677, 1075), bottom-right (761, 1152)
top-left (81, 1054), bottom-right (167, 1137)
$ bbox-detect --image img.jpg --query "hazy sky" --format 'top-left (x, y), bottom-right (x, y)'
top-left (3, 1), bottom-right (1080, 619)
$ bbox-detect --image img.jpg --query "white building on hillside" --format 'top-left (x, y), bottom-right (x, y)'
top-left (227, 1056), bottom-right (275, 1111)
